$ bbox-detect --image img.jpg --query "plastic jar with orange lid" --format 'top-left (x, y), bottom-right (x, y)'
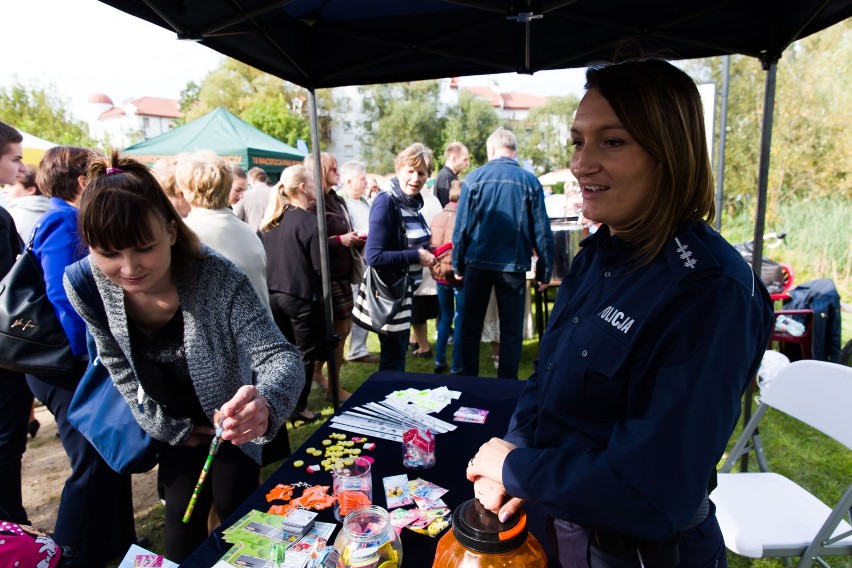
top-left (432, 499), bottom-right (547, 567)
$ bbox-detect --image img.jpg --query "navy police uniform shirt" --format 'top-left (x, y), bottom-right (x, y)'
top-left (502, 222), bottom-right (774, 542)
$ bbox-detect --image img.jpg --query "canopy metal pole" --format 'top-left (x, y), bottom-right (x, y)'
top-left (308, 89), bottom-right (340, 410)
top-left (740, 55), bottom-right (778, 472)
top-left (714, 54), bottom-right (731, 232)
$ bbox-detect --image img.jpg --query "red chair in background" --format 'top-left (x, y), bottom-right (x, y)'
top-left (769, 263), bottom-right (796, 302)
top-left (769, 264), bottom-right (814, 361)
top-left (771, 308), bottom-right (814, 361)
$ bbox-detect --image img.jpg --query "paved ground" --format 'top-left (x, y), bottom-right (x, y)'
top-left (21, 404), bottom-right (160, 533)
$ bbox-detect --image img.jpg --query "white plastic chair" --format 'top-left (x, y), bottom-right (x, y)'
top-left (712, 360), bottom-right (852, 567)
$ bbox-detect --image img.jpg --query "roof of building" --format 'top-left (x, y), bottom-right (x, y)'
top-left (98, 106), bottom-right (126, 120)
top-left (96, 96), bottom-right (182, 121)
top-left (131, 97), bottom-right (182, 119)
top-left (87, 93), bottom-right (114, 105)
top-left (461, 86), bottom-right (547, 110)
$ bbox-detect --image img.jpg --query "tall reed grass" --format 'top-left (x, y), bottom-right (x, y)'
top-left (718, 196), bottom-right (851, 346)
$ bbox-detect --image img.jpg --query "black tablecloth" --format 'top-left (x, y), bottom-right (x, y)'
top-left (181, 371), bottom-right (555, 567)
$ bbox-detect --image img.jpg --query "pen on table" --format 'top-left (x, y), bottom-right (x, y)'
top-left (182, 414), bottom-right (224, 524)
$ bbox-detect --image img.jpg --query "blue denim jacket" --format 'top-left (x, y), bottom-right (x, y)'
top-left (451, 157), bottom-right (554, 282)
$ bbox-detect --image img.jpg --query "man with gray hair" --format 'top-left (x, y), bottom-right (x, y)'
top-left (452, 128), bottom-right (553, 379)
top-left (234, 166), bottom-right (273, 231)
top-left (338, 160), bottom-right (379, 363)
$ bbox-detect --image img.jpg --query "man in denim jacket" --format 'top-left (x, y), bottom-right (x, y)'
top-left (452, 128), bottom-right (553, 379)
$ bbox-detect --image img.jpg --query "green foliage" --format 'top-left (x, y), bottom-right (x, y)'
top-left (441, 92), bottom-right (501, 168)
top-left (243, 97), bottom-right (311, 147)
top-left (0, 82), bottom-right (97, 148)
top-left (517, 95), bottom-right (580, 175)
top-left (179, 57), bottom-right (332, 148)
top-left (719, 196), bottom-right (852, 307)
top-left (684, 19), bottom-right (852, 209)
top-left (358, 81), bottom-right (446, 173)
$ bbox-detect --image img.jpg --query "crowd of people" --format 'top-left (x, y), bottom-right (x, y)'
top-left (0, 58), bottom-right (775, 567)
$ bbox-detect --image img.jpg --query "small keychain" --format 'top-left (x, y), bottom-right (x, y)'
top-left (182, 414), bottom-right (224, 523)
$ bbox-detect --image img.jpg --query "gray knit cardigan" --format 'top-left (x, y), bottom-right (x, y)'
top-left (63, 246), bottom-right (303, 464)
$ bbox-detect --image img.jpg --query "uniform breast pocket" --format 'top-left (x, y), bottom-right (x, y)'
top-left (567, 321), bottom-right (632, 420)
top-left (545, 291), bottom-right (569, 333)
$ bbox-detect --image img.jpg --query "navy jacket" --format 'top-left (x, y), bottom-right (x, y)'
top-left (502, 223), bottom-right (774, 541)
top-left (451, 156), bottom-right (554, 282)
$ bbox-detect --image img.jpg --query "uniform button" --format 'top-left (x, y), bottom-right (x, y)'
top-left (572, 316), bottom-right (579, 324)
top-left (604, 271), bottom-right (612, 278)
top-left (581, 349), bottom-right (588, 357)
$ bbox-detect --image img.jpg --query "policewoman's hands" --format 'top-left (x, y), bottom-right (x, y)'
top-left (217, 385), bottom-right (270, 445)
top-left (467, 437), bottom-right (525, 521)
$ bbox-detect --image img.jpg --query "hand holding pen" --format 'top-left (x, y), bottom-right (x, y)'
top-left (182, 415), bottom-right (224, 523)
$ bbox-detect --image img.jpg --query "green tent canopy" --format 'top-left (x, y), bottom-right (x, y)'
top-left (124, 107), bottom-right (306, 176)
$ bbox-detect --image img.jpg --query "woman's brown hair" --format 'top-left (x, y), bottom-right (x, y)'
top-left (584, 59), bottom-right (715, 265)
top-left (303, 152), bottom-right (337, 193)
top-left (37, 146), bottom-right (91, 203)
top-left (18, 164), bottom-right (41, 195)
top-left (79, 149), bottom-right (202, 281)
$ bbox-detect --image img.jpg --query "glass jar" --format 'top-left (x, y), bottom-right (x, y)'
top-left (333, 505), bottom-right (403, 568)
top-left (432, 499), bottom-right (547, 568)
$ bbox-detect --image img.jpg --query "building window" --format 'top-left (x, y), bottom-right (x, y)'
top-left (344, 145), bottom-right (354, 158)
top-left (142, 117), bottom-right (150, 129)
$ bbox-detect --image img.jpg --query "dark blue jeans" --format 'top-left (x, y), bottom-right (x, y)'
top-left (0, 369), bottom-right (32, 524)
top-left (378, 333), bottom-right (409, 372)
top-left (435, 282), bottom-right (464, 372)
top-left (461, 268), bottom-right (526, 379)
top-left (26, 373), bottom-right (136, 567)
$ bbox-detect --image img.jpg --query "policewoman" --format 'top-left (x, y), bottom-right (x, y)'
top-left (466, 59), bottom-right (775, 567)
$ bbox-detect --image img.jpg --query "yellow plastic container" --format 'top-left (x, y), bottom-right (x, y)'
top-left (433, 499), bottom-right (547, 567)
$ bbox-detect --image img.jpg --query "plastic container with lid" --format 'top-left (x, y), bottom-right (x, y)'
top-left (333, 505), bottom-right (403, 568)
top-left (433, 499), bottom-right (547, 567)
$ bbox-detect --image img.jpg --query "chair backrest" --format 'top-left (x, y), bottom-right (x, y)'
top-left (759, 360), bottom-right (852, 450)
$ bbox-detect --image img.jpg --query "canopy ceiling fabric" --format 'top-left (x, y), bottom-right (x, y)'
top-left (123, 106), bottom-right (305, 174)
top-left (100, 1), bottom-right (852, 90)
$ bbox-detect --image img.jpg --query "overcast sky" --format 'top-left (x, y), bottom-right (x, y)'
top-left (3, 0), bottom-right (588, 120)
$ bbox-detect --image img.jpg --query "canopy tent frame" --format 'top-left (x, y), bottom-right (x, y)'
top-left (101, 0), bottom-right (852, 413)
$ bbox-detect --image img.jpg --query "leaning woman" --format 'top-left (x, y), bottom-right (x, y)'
top-left (466, 60), bottom-right (775, 567)
top-left (258, 165), bottom-right (325, 425)
top-left (364, 143), bottom-right (437, 371)
top-left (63, 151), bottom-right (303, 562)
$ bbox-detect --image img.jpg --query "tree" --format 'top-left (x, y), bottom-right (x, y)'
top-left (0, 82), bottom-right (97, 148)
top-left (517, 95), bottom-right (579, 176)
top-left (442, 92), bottom-right (500, 168)
top-left (684, 18), bottom-right (851, 217)
top-left (179, 57), bottom-right (333, 147)
top-left (358, 81), bottom-right (445, 173)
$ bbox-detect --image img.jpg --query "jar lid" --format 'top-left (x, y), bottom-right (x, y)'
top-left (451, 499), bottom-right (528, 553)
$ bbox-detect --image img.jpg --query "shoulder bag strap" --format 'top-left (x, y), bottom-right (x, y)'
top-left (65, 257), bottom-right (107, 327)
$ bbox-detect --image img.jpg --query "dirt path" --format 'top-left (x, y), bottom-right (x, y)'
top-left (22, 404), bottom-right (161, 533)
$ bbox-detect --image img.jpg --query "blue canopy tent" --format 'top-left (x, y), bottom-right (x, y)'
top-left (97, 0), bottom-right (852, 411)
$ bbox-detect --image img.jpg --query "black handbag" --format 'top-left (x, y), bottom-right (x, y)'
top-left (352, 266), bottom-right (413, 338)
top-left (0, 228), bottom-right (78, 377)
